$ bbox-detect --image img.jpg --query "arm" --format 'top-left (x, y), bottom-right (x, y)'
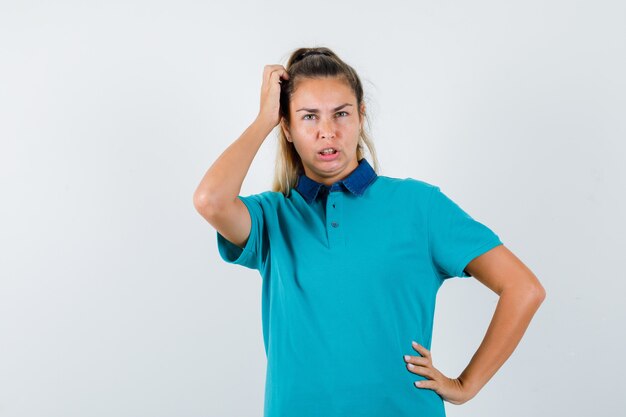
top-left (193, 65), bottom-right (289, 247)
top-left (193, 118), bottom-right (274, 212)
top-left (457, 244), bottom-right (546, 400)
top-left (404, 244), bottom-right (546, 405)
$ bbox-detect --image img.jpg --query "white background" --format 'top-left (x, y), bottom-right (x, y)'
top-left (1, 1), bottom-right (624, 416)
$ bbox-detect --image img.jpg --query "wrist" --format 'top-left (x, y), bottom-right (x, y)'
top-left (253, 114), bottom-right (278, 133)
top-left (456, 375), bottom-right (481, 400)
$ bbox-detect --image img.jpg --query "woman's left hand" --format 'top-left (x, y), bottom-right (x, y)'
top-left (404, 341), bottom-right (473, 405)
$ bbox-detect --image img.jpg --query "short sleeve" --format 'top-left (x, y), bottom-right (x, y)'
top-left (427, 186), bottom-right (503, 279)
top-left (216, 194), bottom-right (267, 271)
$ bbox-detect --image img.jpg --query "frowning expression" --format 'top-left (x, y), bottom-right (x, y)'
top-left (281, 76), bottom-right (365, 186)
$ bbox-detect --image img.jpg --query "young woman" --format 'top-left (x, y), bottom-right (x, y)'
top-left (193, 47), bottom-right (546, 417)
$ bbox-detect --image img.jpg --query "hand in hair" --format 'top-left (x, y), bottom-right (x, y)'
top-left (257, 64), bottom-right (289, 129)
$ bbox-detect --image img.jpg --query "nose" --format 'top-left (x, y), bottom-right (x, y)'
top-left (319, 118), bottom-right (336, 139)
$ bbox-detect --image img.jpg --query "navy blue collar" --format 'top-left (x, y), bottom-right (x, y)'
top-left (295, 158), bottom-right (377, 204)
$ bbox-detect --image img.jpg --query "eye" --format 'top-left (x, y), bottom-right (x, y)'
top-left (336, 111), bottom-right (349, 117)
top-left (303, 114), bottom-right (316, 120)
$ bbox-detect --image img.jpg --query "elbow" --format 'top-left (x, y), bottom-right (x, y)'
top-left (528, 272), bottom-right (547, 304)
top-left (519, 282), bottom-right (546, 307)
top-left (533, 283), bottom-right (547, 304)
top-left (193, 190), bottom-right (221, 218)
top-left (525, 284), bottom-right (546, 317)
top-left (193, 189), bottom-right (234, 219)
top-left (502, 280), bottom-right (546, 307)
top-left (193, 191), bottom-right (210, 212)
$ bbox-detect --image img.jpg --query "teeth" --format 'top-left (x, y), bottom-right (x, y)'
top-left (320, 148), bottom-right (336, 155)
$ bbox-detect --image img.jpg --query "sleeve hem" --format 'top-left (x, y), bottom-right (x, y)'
top-left (216, 230), bottom-right (256, 266)
top-left (215, 196), bottom-right (260, 268)
top-left (454, 238), bottom-right (503, 278)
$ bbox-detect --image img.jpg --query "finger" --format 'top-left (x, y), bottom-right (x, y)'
top-left (264, 65), bottom-right (289, 85)
top-left (406, 364), bottom-right (435, 379)
top-left (262, 65), bottom-right (274, 85)
top-left (262, 65), bottom-right (283, 87)
top-left (414, 379), bottom-right (438, 390)
top-left (279, 67), bottom-right (290, 79)
top-left (270, 69), bottom-right (289, 85)
top-left (403, 355), bottom-right (429, 366)
top-left (412, 341), bottom-right (431, 359)
top-left (263, 64), bottom-right (285, 75)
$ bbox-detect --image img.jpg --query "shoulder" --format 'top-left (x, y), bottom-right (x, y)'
top-left (239, 190), bottom-right (291, 213)
top-left (373, 175), bottom-right (440, 200)
top-left (240, 190), bottom-right (285, 204)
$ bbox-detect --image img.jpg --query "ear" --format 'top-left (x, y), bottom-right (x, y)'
top-left (280, 118), bottom-right (292, 142)
top-left (359, 103), bottom-right (366, 130)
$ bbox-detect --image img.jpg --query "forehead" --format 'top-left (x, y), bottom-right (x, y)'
top-left (291, 77), bottom-right (355, 106)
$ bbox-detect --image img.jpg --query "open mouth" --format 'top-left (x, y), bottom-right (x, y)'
top-left (318, 149), bottom-right (339, 161)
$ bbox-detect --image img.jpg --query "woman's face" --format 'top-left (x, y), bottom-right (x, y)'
top-left (281, 76), bottom-right (365, 186)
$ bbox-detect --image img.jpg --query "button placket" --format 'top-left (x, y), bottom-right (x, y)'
top-left (327, 191), bottom-right (344, 249)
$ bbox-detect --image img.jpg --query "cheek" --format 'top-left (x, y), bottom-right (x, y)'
top-left (290, 138), bottom-right (313, 157)
top-left (294, 123), bottom-right (314, 135)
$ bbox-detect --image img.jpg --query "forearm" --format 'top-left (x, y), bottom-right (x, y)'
top-left (457, 286), bottom-right (545, 398)
top-left (193, 117), bottom-right (275, 210)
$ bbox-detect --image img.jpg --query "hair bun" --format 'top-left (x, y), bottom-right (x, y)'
top-left (296, 50), bottom-right (329, 62)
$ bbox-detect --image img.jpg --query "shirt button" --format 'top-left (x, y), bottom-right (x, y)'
top-left (331, 222), bottom-right (339, 228)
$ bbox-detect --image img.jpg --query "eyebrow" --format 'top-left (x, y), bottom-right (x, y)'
top-left (295, 103), bottom-right (353, 113)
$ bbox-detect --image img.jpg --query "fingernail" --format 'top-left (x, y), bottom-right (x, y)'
top-left (412, 341), bottom-right (418, 346)
top-left (415, 381), bottom-right (422, 387)
top-left (404, 355), bottom-right (410, 361)
top-left (407, 363), bottom-right (415, 369)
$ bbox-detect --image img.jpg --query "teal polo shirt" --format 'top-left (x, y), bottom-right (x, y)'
top-left (216, 158), bottom-right (503, 417)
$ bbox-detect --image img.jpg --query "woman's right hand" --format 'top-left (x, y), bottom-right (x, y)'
top-left (257, 64), bottom-right (290, 128)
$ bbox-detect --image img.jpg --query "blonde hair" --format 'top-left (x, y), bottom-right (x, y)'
top-left (271, 46), bottom-right (380, 196)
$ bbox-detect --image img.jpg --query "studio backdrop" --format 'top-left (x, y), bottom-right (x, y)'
top-left (1, 1), bottom-right (624, 416)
